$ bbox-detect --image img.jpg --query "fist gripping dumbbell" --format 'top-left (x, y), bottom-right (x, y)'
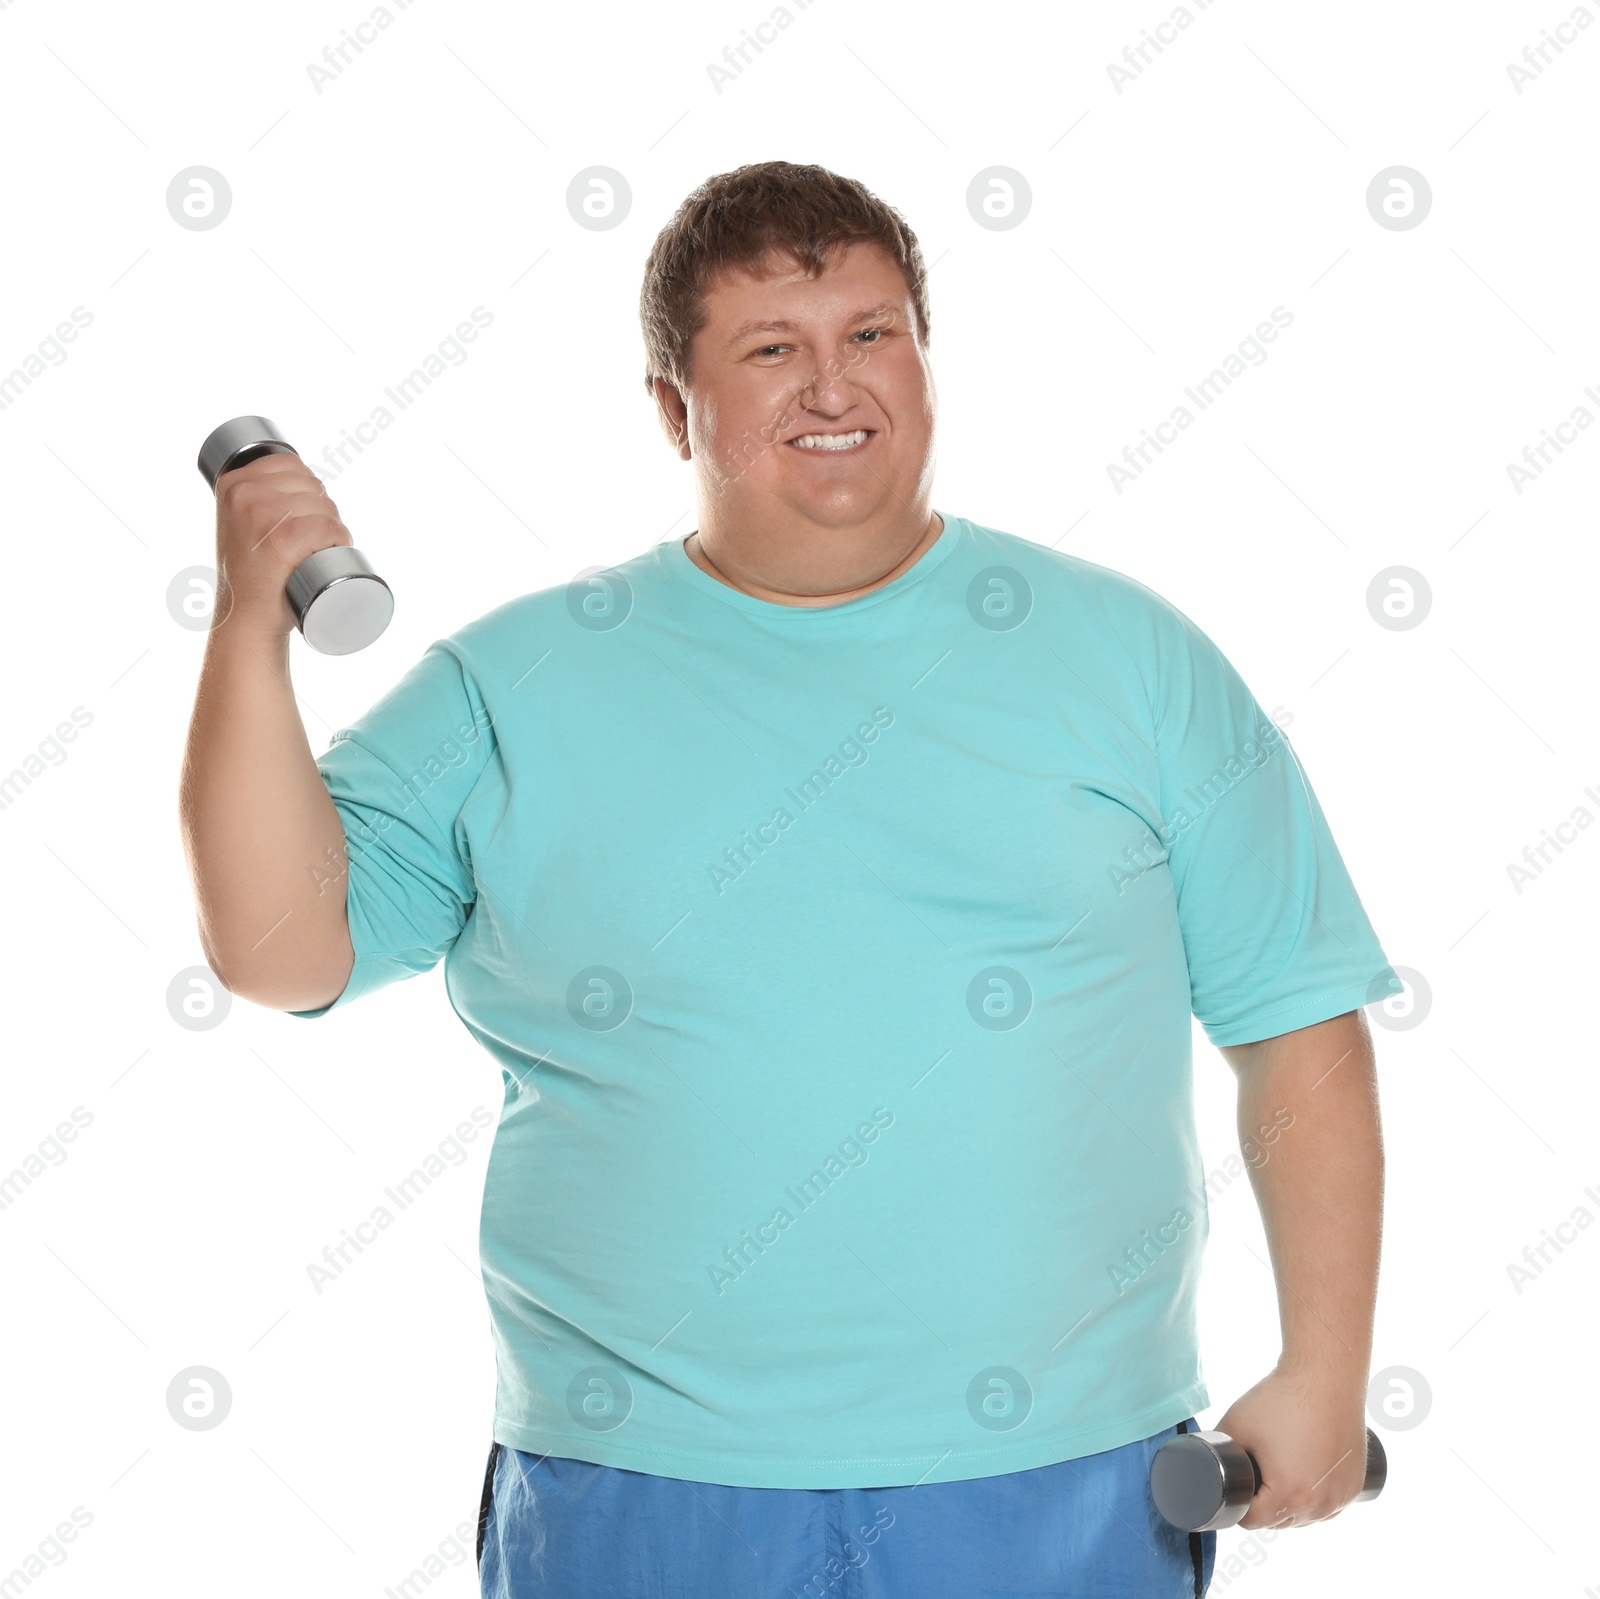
top-left (1150, 1426), bottom-right (1387, 1532)
top-left (197, 415), bottom-right (394, 655)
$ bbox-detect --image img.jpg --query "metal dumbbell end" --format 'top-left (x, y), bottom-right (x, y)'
top-left (197, 415), bottom-right (394, 655)
top-left (1150, 1426), bottom-right (1387, 1533)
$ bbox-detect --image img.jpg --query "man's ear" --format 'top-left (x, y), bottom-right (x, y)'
top-left (652, 376), bottom-right (691, 461)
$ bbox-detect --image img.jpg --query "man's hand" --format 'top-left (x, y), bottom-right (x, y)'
top-left (1213, 1364), bottom-right (1371, 1529)
top-left (212, 450), bottom-right (352, 644)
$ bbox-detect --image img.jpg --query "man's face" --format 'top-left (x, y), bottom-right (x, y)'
top-left (659, 240), bottom-right (936, 535)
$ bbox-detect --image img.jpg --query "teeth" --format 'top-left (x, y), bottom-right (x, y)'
top-left (790, 429), bottom-right (869, 451)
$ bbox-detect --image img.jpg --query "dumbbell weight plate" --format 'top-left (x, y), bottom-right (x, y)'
top-left (197, 414), bottom-right (394, 655)
top-left (1150, 1429), bottom-right (1260, 1533)
top-left (1354, 1428), bottom-right (1388, 1502)
top-left (287, 545), bottom-right (395, 656)
top-left (196, 417), bottom-right (299, 487)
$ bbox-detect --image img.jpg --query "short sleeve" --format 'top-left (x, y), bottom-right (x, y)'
top-left (288, 638), bottom-right (498, 1018)
top-left (1150, 605), bottom-right (1401, 1047)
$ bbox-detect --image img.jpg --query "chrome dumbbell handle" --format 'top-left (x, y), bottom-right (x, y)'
top-left (1150, 1426), bottom-right (1387, 1532)
top-left (197, 415), bottom-right (394, 655)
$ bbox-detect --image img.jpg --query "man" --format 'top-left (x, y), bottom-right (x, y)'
top-left (180, 160), bottom-right (1400, 1598)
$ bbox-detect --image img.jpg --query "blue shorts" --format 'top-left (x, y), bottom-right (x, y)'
top-left (477, 1418), bottom-right (1216, 1598)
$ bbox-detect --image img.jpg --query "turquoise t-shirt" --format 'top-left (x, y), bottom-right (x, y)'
top-left (291, 512), bottom-right (1399, 1489)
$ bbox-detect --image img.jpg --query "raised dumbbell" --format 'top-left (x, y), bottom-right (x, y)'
top-left (1150, 1426), bottom-right (1387, 1532)
top-left (197, 415), bottom-right (394, 655)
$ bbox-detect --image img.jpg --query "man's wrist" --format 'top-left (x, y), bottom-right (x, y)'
top-left (1275, 1344), bottom-right (1371, 1392)
top-left (206, 618), bottom-right (294, 666)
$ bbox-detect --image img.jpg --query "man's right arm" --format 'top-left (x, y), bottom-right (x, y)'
top-left (178, 454), bottom-right (359, 1012)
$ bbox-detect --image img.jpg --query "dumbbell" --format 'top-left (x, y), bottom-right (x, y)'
top-left (197, 415), bottom-right (394, 655)
top-left (1150, 1426), bottom-right (1386, 1532)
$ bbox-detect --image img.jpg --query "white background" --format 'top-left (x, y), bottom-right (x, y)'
top-left (1, 0), bottom-right (1595, 1593)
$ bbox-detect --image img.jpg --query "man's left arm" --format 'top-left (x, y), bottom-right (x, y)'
top-left (1214, 1006), bottom-right (1383, 1530)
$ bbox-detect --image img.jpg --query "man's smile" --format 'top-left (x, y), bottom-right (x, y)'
top-left (786, 427), bottom-right (874, 454)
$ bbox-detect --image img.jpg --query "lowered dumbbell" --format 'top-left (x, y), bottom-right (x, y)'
top-left (1150, 1426), bottom-right (1387, 1532)
top-left (197, 415), bottom-right (394, 655)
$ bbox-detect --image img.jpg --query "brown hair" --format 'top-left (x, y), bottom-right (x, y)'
top-left (639, 160), bottom-right (930, 397)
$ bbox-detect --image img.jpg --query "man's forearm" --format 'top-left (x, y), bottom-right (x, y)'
top-left (179, 627), bottom-right (354, 1009)
top-left (1221, 1009), bottom-right (1384, 1383)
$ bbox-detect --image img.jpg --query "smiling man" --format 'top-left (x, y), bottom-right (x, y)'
top-left (181, 160), bottom-right (1401, 1599)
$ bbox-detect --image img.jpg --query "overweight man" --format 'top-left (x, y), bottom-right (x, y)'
top-left (180, 159), bottom-right (1400, 1599)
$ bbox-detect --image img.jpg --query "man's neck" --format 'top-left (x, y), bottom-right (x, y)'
top-left (685, 510), bottom-right (944, 608)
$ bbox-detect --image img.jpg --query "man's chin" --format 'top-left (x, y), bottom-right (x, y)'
top-left (761, 486), bottom-right (897, 534)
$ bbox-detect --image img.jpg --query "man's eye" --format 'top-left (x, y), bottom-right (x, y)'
top-left (856, 328), bottom-right (884, 343)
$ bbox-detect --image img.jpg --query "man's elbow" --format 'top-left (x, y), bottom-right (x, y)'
top-left (202, 931), bottom-right (353, 1014)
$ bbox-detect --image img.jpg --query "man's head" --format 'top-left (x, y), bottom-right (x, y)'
top-left (640, 161), bottom-right (937, 563)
